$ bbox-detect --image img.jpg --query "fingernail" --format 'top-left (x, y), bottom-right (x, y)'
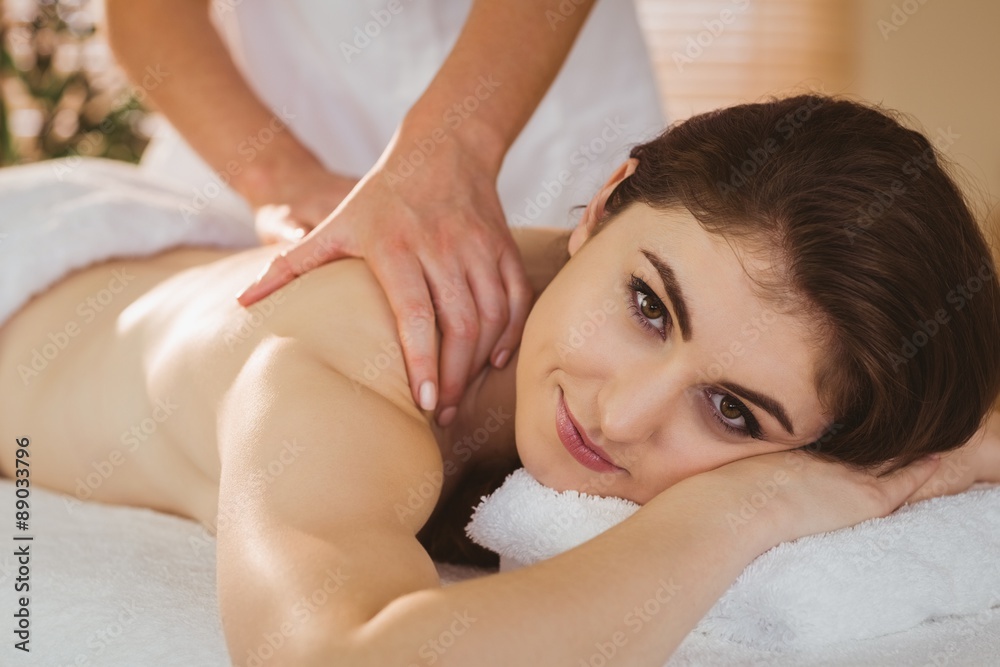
top-left (234, 285), bottom-right (255, 303)
top-left (493, 348), bottom-right (510, 369)
top-left (419, 380), bottom-right (437, 411)
top-left (438, 406), bottom-right (457, 427)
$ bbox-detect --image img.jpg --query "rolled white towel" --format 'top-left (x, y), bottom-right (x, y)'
top-left (465, 467), bottom-right (1000, 650)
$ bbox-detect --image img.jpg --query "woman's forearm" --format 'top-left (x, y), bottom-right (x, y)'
top-left (341, 484), bottom-right (779, 667)
top-left (216, 344), bottom-right (782, 665)
top-left (102, 0), bottom-right (324, 206)
top-left (979, 409), bottom-right (1000, 482)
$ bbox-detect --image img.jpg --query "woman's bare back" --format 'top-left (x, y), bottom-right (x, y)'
top-left (0, 243), bottom-right (488, 528)
top-left (0, 221), bottom-right (574, 534)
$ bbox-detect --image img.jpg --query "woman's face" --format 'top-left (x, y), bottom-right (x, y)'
top-left (514, 160), bottom-right (832, 504)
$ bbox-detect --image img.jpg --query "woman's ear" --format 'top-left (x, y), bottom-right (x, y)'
top-left (568, 157), bottom-right (639, 257)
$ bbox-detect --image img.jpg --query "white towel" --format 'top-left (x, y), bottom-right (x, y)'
top-left (466, 467), bottom-right (1000, 650)
top-left (0, 156), bottom-right (257, 326)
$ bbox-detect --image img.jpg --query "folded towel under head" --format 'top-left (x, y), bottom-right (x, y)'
top-left (465, 467), bottom-right (1000, 650)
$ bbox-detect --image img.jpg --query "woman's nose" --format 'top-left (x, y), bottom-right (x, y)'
top-left (596, 358), bottom-right (687, 446)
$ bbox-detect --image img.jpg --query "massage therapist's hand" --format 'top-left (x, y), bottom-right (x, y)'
top-left (674, 448), bottom-right (944, 548)
top-left (249, 163), bottom-right (359, 245)
top-left (234, 124), bottom-right (535, 427)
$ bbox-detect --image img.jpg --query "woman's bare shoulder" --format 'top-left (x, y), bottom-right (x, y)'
top-left (214, 337), bottom-right (447, 643)
top-left (257, 257), bottom-right (429, 421)
top-left (218, 336), bottom-right (443, 523)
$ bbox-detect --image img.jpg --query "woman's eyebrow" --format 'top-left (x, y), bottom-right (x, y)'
top-left (639, 248), bottom-right (692, 341)
top-left (718, 381), bottom-right (797, 437)
top-left (639, 247), bottom-right (796, 437)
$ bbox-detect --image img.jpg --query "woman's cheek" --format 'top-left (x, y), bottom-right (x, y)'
top-left (551, 291), bottom-right (608, 357)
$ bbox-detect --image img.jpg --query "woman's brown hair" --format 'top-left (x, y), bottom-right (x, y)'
top-left (601, 93), bottom-right (1000, 475)
top-left (423, 94), bottom-right (1000, 567)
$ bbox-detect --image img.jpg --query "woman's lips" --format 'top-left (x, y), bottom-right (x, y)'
top-left (556, 389), bottom-right (623, 473)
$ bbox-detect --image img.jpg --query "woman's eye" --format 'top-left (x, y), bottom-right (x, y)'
top-left (626, 274), bottom-right (669, 339)
top-left (706, 389), bottom-right (764, 440)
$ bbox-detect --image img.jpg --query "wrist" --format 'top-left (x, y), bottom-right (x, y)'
top-left (651, 474), bottom-right (787, 561)
top-left (399, 96), bottom-right (508, 178)
top-left (230, 143), bottom-right (327, 209)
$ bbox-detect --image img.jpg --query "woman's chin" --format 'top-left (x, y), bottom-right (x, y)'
top-left (522, 456), bottom-right (577, 493)
top-left (518, 448), bottom-right (556, 488)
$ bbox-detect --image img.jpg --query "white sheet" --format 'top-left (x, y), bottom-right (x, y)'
top-left (1, 479), bottom-right (999, 666)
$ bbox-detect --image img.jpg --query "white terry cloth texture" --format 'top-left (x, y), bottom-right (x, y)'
top-left (0, 157), bottom-right (256, 325)
top-left (1, 157), bottom-right (999, 665)
top-left (466, 468), bottom-right (1000, 653)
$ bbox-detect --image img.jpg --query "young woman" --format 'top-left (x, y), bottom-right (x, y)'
top-left (1, 95), bottom-right (998, 666)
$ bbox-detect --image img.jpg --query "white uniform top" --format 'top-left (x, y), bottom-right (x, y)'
top-left (139, 0), bottom-right (666, 229)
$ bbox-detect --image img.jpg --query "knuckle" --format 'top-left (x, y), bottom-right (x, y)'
top-left (399, 301), bottom-right (435, 326)
top-left (444, 316), bottom-right (479, 341)
top-left (398, 342), bottom-right (434, 370)
top-left (478, 300), bottom-right (508, 325)
top-left (379, 236), bottom-right (412, 258)
top-left (409, 357), bottom-right (436, 375)
top-left (434, 273), bottom-right (469, 306)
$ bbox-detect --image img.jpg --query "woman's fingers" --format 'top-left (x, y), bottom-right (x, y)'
top-left (900, 443), bottom-right (983, 504)
top-left (701, 449), bottom-right (947, 544)
top-left (877, 454), bottom-right (943, 512)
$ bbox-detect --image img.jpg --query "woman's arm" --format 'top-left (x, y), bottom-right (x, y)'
top-left (215, 337), bottom-right (779, 666)
top-left (903, 407), bottom-right (1000, 503)
top-left (975, 408), bottom-right (1000, 483)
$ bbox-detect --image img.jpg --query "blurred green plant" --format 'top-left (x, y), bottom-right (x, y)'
top-left (0, 0), bottom-right (151, 167)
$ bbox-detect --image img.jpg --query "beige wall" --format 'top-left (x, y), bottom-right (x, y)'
top-left (636, 0), bottom-right (998, 223)
top-left (849, 0), bottom-right (1000, 218)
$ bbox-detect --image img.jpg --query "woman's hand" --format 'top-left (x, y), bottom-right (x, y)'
top-left (903, 409), bottom-right (1000, 503)
top-left (234, 125), bottom-right (534, 428)
top-left (675, 448), bottom-right (945, 549)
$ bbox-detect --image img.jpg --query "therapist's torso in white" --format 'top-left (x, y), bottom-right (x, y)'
top-left (140, 0), bottom-right (666, 229)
